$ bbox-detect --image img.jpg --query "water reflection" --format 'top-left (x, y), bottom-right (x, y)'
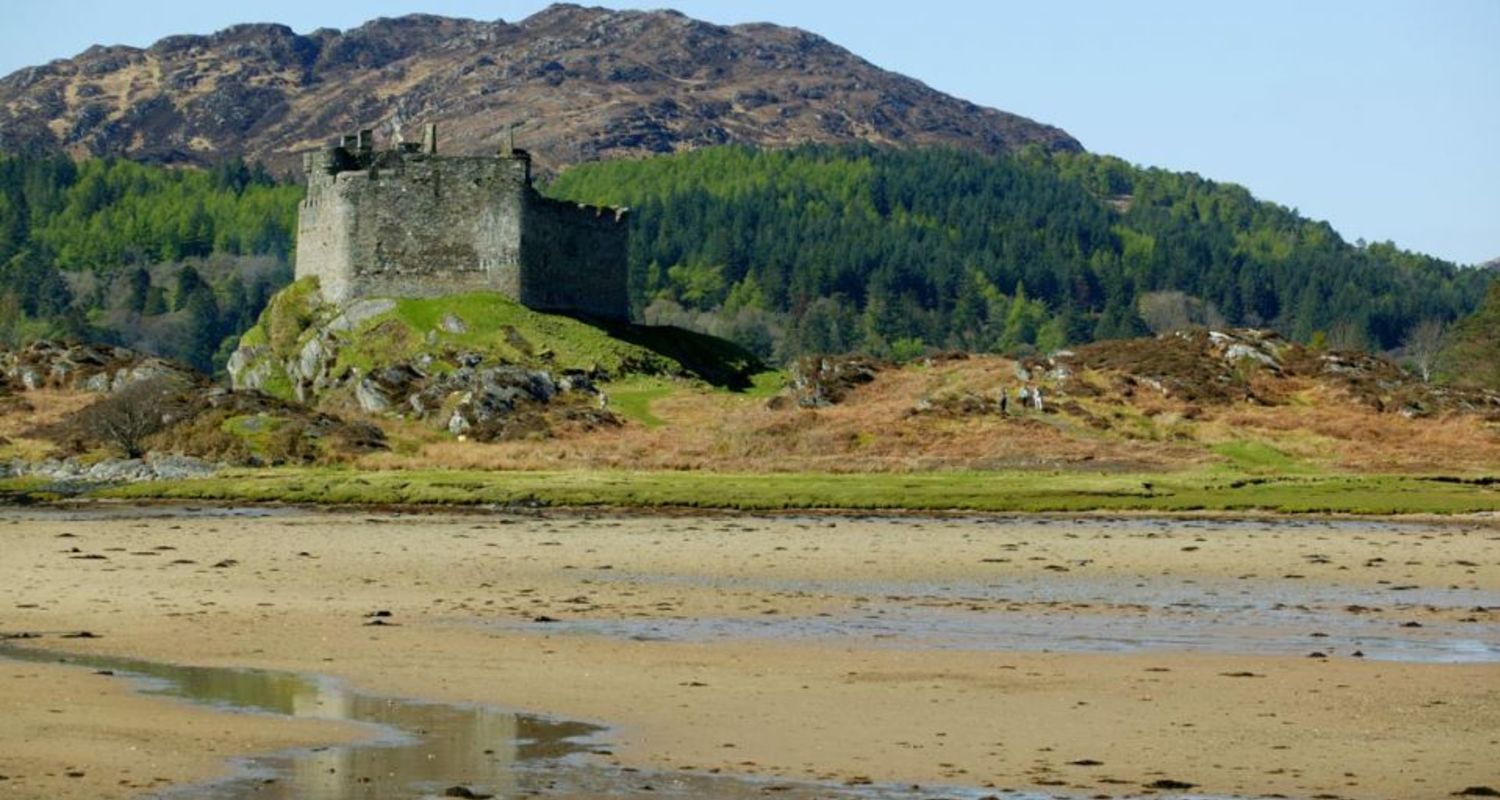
top-left (0, 643), bottom-right (1271, 799)
top-left (0, 644), bottom-right (600, 799)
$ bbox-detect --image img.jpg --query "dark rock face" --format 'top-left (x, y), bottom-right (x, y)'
top-left (0, 4), bottom-right (1081, 171)
top-left (352, 356), bottom-right (616, 442)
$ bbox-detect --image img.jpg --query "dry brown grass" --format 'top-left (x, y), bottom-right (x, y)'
top-left (1217, 386), bottom-right (1500, 472)
top-left (9, 351), bottom-right (1490, 475)
top-left (0, 389), bottom-right (98, 460)
top-left (362, 356), bottom-right (1210, 473)
top-left (364, 352), bottom-right (1499, 475)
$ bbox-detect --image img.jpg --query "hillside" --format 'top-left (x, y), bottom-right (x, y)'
top-left (253, 326), bottom-right (1500, 475)
top-left (548, 144), bottom-right (1491, 358)
top-left (0, 5), bottom-right (1078, 173)
top-left (2, 145), bottom-right (1490, 376)
top-left (1438, 281), bottom-right (1500, 390)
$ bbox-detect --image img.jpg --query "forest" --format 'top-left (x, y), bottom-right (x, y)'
top-left (547, 144), bottom-right (1491, 362)
top-left (0, 145), bottom-right (1491, 375)
top-left (0, 154), bottom-right (298, 371)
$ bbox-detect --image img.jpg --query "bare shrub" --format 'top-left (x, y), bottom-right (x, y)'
top-left (73, 376), bottom-right (195, 458)
top-left (1402, 318), bottom-right (1445, 383)
top-left (1137, 291), bottom-right (1225, 334)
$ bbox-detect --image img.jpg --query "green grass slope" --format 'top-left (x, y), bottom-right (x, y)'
top-left (93, 468), bottom-right (1500, 516)
top-left (231, 279), bottom-right (764, 405)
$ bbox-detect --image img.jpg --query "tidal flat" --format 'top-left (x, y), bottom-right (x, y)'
top-left (1, 507), bottom-right (1497, 799)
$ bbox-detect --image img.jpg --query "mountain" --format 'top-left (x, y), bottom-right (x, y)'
top-left (0, 4), bottom-right (1080, 173)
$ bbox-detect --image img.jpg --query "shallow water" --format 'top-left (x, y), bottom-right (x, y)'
top-left (492, 603), bottom-right (1500, 663)
top-left (0, 502), bottom-right (298, 521)
top-left (0, 643), bottom-right (1086, 800)
top-left (538, 570), bottom-right (1500, 663)
top-left (595, 568), bottom-right (1500, 614)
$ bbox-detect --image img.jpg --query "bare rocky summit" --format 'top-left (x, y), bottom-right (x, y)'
top-left (0, 4), bottom-right (1080, 172)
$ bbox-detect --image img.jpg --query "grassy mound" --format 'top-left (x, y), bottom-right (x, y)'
top-left (233, 279), bottom-right (764, 406)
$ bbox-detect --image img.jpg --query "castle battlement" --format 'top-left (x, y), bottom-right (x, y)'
top-left (294, 124), bottom-right (630, 320)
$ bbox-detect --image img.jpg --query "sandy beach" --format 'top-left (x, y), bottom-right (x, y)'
top-left (2, 506), bottom-right (1497, 799)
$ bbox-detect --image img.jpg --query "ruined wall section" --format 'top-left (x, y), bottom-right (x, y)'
top-left (296, 149), bottom-right (358, 303)
top-left (519, 196), bottom-right (629, 320)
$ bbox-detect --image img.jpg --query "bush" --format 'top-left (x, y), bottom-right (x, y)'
top-left (71, 376), bottom-right (195, 458)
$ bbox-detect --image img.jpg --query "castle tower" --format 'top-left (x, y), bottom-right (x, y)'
top-left (294, 125), bottom-right (630, 320)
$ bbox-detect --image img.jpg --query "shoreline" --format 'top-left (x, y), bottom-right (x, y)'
top-left (7, 467), bottom-right (1500, 521)
top-left (11, 494), bottom-right (1500, 529)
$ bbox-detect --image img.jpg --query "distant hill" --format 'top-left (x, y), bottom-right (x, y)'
top-left (0, 4), bottom-right (1079, 173)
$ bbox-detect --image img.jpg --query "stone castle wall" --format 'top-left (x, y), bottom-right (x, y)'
top-left (295, 130), bottom-right (628, 319)
top-left (520, 196), bottom-right (630, 319)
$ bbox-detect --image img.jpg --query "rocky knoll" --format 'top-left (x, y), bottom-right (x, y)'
top-left (226, 282), bottom-right (757, 442)
top-left (1030, 329), bottom-right (1500, 419)
top-left (792, 329), bottom-right (1500, 423)
top-left (0, 340), bottom-right (385, 477)
top-left (226, 292), bottom-right (615, 442)
top-left (348, 356), bottom-right (615, 442)
top-left (0, 4), bottom-right (1080, 172)
top-left (0, 340), bottom-right (197, 393)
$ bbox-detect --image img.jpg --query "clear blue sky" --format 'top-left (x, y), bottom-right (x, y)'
top-left (4, 1), bottom-right (1496, 264)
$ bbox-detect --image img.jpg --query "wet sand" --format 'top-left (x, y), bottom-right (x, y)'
top-left (0, 655), bottom-right (365, 798)
top-left (1, 507), bottom-right (1497, 798)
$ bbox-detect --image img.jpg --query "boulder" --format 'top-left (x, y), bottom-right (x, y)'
top-left (82, 372), bottom-right (112, 393)
top-left (789, 355), bottom-right (883, 407)
top-left (84, 459), bottom-right (152, 482)
top-left (1223, 343), bottom-right (1279, 370)
top-left (146, 453), bottom-right (218, 480)
top-left (325, 298), bottom-right (396, 334)
top-left (356, 364), bottom-right (426, 413)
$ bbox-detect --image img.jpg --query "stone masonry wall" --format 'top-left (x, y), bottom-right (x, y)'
top-left (295, 140), bottom-right (628, 319)
top-left (521, 196), bottom-right (630, 320)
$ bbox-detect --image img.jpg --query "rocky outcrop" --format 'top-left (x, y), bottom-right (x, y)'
top-left (3, 452), bottom-right (218, 483)
top-left (228, 293), bottom-right (616, 441)
top-left (352, 358), bottom-right (612, 441)
top-left (0, 5), bottom-right (1080, 172)
top-left (1041, 328), bottom-right (1500, 416)
top-left (0, 341), bottom-right (199, 393)
top-left (784, 355), bottom-right (884, 407)
top-left (0, 340), bottom-right (385, 468)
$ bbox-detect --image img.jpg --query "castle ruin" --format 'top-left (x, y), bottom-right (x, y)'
top-left (295, 125), bottom-right (629, 319)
